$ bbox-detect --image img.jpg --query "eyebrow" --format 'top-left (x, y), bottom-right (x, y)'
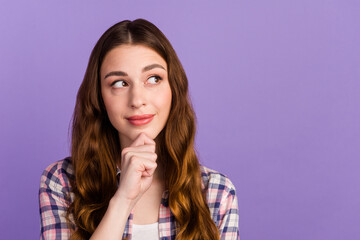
top-left (104, 71), bottom-right (127, 79)
top-left (104, 63), bottom-right (166, 79)
top-left (142, 64), bottom-right (166, 72)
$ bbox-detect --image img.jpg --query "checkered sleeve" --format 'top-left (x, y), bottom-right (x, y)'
top-left (218, 181), bottom-right (240, 240)
top-left (201, 166), bottom-right (240, 240)
top-left (39, 160), bottom-right (74, 240)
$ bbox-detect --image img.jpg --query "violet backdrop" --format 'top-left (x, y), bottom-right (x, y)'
top-left (0, 1), bottom-right (359, 239)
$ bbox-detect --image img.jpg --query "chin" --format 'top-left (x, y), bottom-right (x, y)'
top-left (121, 129), bottom-right (159, 142)
top-left (143, 130), bottom-right (160, 140)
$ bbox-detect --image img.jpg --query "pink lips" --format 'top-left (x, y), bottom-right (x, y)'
top-left (126, 114), bottom-right (155, 126)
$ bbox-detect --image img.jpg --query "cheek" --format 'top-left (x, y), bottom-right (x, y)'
top-left (102, 96), bottom-right (122, 120)
top-left (158, 88), bottom-right (172, 114)
top-left (165, 93), bottom-right (172, 113)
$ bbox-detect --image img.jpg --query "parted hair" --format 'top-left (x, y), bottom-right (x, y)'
top-left (68, 19), bottom-right (219, 240)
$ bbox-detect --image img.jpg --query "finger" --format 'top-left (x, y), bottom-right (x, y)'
top-left (138, 159), bottom-right (157, 177)
top-left (126, 157), bottom-right (157, 176)
top-left (123, 151), bottom-right (157, 163)
top-left (122, 144), bottom-right (156, 155)
top-left (130, 132), bottom-right (156, 147)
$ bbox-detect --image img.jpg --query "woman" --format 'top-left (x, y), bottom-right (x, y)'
top-left (39, 19), bottom-right (239, 240)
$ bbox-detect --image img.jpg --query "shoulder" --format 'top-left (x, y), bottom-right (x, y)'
top-left (39, 158), bottom-right (76, 237)
top-left (40, 157), bottom-right (74, 195)
top-left (200, 165), bottom-right (239, 233)
top-left (200, 165), bottom-right (236, 197)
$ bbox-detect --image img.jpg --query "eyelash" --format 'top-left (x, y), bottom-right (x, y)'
top-left (110, 75), bottom-right (163, 88)
top-left (147, 75), bottom-right (162, 84)
top-left (111, 80), bottom-right (128, 87)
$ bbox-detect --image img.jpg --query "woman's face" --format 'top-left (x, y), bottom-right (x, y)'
top-left (100, 44), bottom-right (172, 149)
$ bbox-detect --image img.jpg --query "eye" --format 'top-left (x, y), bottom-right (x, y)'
top-left (111, 80), bottom-right (128, 88)
top-left (147, 75), bottom-right (162, 84)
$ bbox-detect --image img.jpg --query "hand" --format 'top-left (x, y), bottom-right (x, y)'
top-left (114, 132), bottom-right (157, 204)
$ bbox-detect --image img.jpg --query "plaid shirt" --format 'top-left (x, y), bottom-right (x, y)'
top-left (39, 157), bottom-right (240, 239)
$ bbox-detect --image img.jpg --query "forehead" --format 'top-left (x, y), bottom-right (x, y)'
top-left (101, 44), bottom-right (167, 73)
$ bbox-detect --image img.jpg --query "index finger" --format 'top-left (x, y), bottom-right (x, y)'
top-left (130, 132), bottom-right (156, 147)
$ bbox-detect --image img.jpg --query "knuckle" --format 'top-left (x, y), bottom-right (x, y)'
top-left (122, 147), bottom-right (130, 153)
top-left (122, 150), bottom-right (133, 162)
top-left (121, 147), bottom-right (130, 156)
top-left (122, 151), bottom-right (129, 159)
top-left (129, 155), bottom-right (139, 164)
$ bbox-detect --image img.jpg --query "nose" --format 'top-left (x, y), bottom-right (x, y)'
top-left (128, 84), bottom-right (146, 109)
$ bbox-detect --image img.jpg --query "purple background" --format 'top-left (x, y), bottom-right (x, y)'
top-left (1, 1), bottom-right (359, 239)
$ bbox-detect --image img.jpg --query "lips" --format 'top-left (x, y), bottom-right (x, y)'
top-left (126, 114), bottom-right (155, 126)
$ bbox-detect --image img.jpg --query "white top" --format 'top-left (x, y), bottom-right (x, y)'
top-left (132, 222), bottom-right (159, 240)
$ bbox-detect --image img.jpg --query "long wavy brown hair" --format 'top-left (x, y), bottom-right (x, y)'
top-left (68, 19), bottom-right (219, 240)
